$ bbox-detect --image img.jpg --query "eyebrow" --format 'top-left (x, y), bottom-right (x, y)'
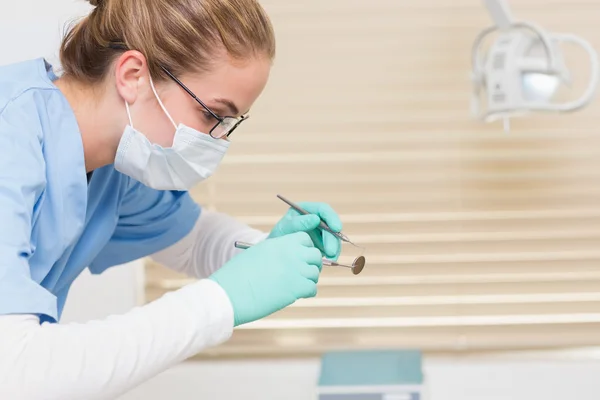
top-left (213, 98), bottom-right (240, 116)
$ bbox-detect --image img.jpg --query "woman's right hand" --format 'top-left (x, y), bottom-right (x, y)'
top-left (209, 232), bottom-right (323, 327)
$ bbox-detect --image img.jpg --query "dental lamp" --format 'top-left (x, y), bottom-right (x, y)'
top-left (470, 0), bottom-right (600, 131)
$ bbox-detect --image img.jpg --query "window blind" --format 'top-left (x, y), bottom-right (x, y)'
top-left (144, 0), bottom-right (600, 357)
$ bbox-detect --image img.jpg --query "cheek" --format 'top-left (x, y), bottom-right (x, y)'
top-left (145, 119), bottom-right (177, 147)
top-left (164, 96), bottom-right (213, 134)
top-left (134, 99), bottom-right (177, 147)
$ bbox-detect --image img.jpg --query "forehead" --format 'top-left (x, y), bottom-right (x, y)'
top-left (181, 57), bottom-right (271, 115)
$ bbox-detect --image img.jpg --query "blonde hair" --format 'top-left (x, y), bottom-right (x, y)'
top-left (59, 0), bottom-right (276, 83)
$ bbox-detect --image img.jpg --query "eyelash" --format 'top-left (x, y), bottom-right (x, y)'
top-left (202, 111), bottom-right (218, 123)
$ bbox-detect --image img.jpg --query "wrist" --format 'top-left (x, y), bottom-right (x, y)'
top-left (208, 273), bottom-right (240, 327)
top-left (188, 278), bottom-right (235, 337)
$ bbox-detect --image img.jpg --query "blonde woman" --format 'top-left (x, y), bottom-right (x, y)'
top-left (0, 0), bottom-right (343, 398)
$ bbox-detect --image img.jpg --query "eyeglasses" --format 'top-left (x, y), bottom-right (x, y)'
top-left (107, 42), bottom-right (248, 139)
top-left (160, 66), bottom-right (248, 139)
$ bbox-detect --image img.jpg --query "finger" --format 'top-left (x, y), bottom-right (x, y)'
top-left (297, 202), bottom-right (343, 233)
top-left (300, 246), bottom-right (323, 269)
top-left (278, 214), bottom-right (321, 236)
top-left (299, 263), bottom-right (321, 284)
top-left (295, 279), bottom-right (318, 299)
top-left (287, 231), bottom-right (314, 247)
top-left (323, 231), bottom-right (341, 260)
top-left (307, 230), bottom-right (326, 256)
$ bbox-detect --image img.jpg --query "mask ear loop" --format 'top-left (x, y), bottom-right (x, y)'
top-left (149, 76), bottom-right (178, 130)
top-left (124, 101), bottom-right (134, 129)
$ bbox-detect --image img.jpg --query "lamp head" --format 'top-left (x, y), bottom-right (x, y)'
top-left (471, 0), bottom-right (599, 129)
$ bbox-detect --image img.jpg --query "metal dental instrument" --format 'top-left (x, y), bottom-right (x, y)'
top-left (276, 194), bottom-right (361, 248)
top-left (234, 241), bottom-right (366, 275)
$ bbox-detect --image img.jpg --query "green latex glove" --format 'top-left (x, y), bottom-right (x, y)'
top-left (210, 232), bottom-right (323, 327)
top-left (268, 202), bottom-right (343, 261)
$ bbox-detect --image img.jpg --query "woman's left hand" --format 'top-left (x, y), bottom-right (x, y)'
top-left (268, 202), bottom-right (343, 261)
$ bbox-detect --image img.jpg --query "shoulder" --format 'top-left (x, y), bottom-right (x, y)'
top-left (0, 58), bottom-right (65, 130)
top-left (0, 61), bottom-right (52, 180)
top-left (0, 58), bottom-right (57, 113)
top-left (0, 59), bottom-right (69, 165)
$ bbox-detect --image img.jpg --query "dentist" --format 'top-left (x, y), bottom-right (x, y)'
top-left (0, 0), bottom-right (343, 398)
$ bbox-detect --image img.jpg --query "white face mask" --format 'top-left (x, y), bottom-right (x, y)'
top-left (114, 77), bottom-right (230, 191)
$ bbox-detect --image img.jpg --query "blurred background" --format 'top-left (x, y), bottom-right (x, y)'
top-left (4, 0), bottom-right (600, 399)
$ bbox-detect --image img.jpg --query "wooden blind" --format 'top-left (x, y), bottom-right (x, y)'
top-left (145, 0), bottom-right (600, 357)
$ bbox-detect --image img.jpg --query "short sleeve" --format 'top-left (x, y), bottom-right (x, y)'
top-left (88, 180), bottom-right (201, 274)
top-left (0, 102), bottom-right (57, 321)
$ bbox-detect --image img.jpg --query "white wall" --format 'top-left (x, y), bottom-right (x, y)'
top-left (4, 1), bottom-right (600, 399)
top-left (1, 0), bottom-right (92, 67)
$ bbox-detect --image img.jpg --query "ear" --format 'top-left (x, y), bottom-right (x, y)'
top-left (114, 50), bottom-right (149, 105)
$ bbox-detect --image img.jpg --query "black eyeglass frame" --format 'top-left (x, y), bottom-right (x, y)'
top-left (159, 66), bottom-right (248, 139)
top-left (107, 41), bottom-right (248, 139)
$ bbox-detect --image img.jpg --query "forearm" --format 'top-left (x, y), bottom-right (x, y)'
top-left (0, 279), bottom-right (233, 400)
top-left (151, 209), bottom-right (268, 279)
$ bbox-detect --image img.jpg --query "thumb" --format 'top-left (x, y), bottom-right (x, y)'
top-left (279, 214), bottom-right (320, 235)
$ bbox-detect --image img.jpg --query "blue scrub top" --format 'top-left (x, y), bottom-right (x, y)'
top-left (0, 58), bottom-right (201, 323)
